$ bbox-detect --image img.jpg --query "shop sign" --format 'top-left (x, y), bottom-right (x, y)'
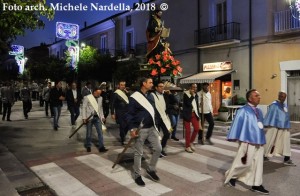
top-left (203, 61), bottom-right (232, 72)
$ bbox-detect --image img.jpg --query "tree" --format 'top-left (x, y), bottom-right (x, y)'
top-left (0, 0), bottom-right (54, 54)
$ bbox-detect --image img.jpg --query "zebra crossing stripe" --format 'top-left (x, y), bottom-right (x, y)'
top-left (195, 144), bottom-right (237, 157)
top-left (167, 146), bottom-right (231, 171)
top-left (31, 162), bottom-right (98, 196)
top-left (212, 137), bottom-right (300, 154)
top-left (113, 149), bottom-right (212, 183)
top-left (76, 154), bottom-right (172, 196)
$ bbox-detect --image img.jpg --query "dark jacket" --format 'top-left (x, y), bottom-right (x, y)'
top-left (66, 89), bottom-right (82, 108)
top-left (126, 91), bottom-right (156, 130)
top-left (182, 92), bottom-right (200, 122)
top-left (110, 90), bottom-right (129, 116)
top-left (167, 93), bottom-right (180, 116)
top-left (50, 87), bottom-right (64, 107)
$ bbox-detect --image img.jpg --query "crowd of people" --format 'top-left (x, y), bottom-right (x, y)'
top-left (0, 78), bottom-right (296, 194)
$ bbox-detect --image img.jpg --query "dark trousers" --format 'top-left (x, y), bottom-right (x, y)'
top-left (39, 95), bottom-right (44, 107)
top-left (103, 105), bottom-right (109, 118)
top-left (69, 105), bottom-right (80, 125)
top-left (2, 103), bottom-right (12, 120)
top-left (198, 112), bottom-right (214, 140)
top-left (44, 101), bottom-right (53, 116)
top-left (0, 100), bottom-right (2, 114)
top-left (157, 118), bottom-right (170, 149)
top-left (23, 100), bottom-right (31, 118)
top-left (117, 114), bottom-right (128, 142)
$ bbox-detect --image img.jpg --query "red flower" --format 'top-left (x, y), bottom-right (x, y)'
top-left (176, 66), bottom-right (183, 72)
top-left (173, 69), bottom-right (178, 75)
top-left (161, 68), bottom-right (167, 74)
top-left (163, 56), bottom-right (168, 62)
top-left (156, 61), bottom-right (162, 67)
top-left (165, 64), bottom-right (170, 68)
top-left (162, 50), bottom-right (168, 55)
top-left (148, 58), bottom-right (155, 65)
top-left (155, 54), bottom-right (161, 60)
top-left (151, 69), bottom-right (158, 76)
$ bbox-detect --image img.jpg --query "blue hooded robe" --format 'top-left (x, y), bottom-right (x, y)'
top-left (264, 101), bottom-right (291, 129)
top-left (227, 104), bottom-right (266, 145)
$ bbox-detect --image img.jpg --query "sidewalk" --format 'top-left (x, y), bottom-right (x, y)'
top-left (0, 101), bottom-right (299, 195)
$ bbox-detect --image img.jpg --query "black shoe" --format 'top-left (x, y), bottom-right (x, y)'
top-left (99, 147), bottom-right (108, 153)
top-left (7, 119), bottom-right (12, 121)
top-left (251, 185), bottom-right (269, 195)
top-left (264, 157), bottom-right (269, 162)
top-left (228, 179), bottom-right (236, 187)
top-left (171, 136), bottom-right (179, 141)
top-left (135, 176), bottom-right (145, 186)
top-left (206, 139), bottom-right (214, 145)
top-left (146, 169), bottom-right (160, 182)
top-left (54, 126), bottom-right (58, 131)
top-left (198, 139), bottom-right (204, 145)
top-left (2, 118), bottom-right (4, 121)
top-left (160, 151), bottom-right (167, 158)
top-left (86, 147), bottom-right (91, 152)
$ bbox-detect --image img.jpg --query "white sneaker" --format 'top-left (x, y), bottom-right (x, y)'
top-left (185, 147), bottom-right (193, 153)
top-left (190, 144), bottom-right (195, 151)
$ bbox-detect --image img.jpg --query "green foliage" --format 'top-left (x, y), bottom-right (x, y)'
top-left (237, 97), bottom-right (247, 105)
top-left (76, 46), bottom-right (116, 82)
top-left (0, 0), bottom-right (54, 53)
top-left (218, 106), bottom-right (229, 112)
top-left (113, 59), bottom-right (139, 87)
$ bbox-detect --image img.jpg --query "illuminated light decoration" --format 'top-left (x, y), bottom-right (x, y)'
top-left (65, 40), bottom-right (79, 70)
top-left (290, 0), bottom-right (300, 20)
top-left (9, 45), bottom-right (24, 56)
top-left (8, 45), bottom-right (25, 74)
top-left (56, 22), bottom-right (79, 40)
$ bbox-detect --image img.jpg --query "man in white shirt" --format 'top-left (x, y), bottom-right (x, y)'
top-left (197, 82), bottom-right (215, 145)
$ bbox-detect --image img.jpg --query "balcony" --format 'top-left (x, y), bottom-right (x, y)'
top-left (195, 22), bottom-right (240, 49)
top-left (274, 9), bottom-right (300, 35)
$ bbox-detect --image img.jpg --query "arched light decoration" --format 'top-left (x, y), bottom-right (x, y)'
top-left (289, 0), bottom-right (300, 20)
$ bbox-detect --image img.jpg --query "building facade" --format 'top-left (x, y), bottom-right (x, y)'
top-left (48, 0), bottom-right (300, 120)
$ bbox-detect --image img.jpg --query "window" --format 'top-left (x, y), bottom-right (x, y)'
top-left (126, 15), bottom-right (131, 26)
top-left (126, 31), bottom-right (133, 53)
top-left (100, 34), bottom-right (107, 53)
top-left (216, 1), bottom-right (227, 34)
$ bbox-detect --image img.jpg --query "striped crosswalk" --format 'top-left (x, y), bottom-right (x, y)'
top-left (29, 135), bottom-right (300, 196)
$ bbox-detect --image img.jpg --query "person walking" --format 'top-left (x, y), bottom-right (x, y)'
top-left (152, 82), bottom-right (172, 157)
top-left (110, 80), bottom-right (130, 145)
top-left (66, 82), bottom-right (82, 128)
top-left (20, 82), bottom-right (32, 119)
top-left (0, 82), bottom-right (3, 115)
top-left (49, 81), bottom-right (65, 130)
top-left (264, 91), bottom-right (296, 166)
top-left (225, 89), bottom-right (269, 195)
top-left (100, 82), bottom-right (110, 118)
top-left (167, 89), bottom-right (180, 141)
top-left (182, 83), bottom-right (201, 153)
top-left (1, 82), bottom-right (15, 121)
top-left (126, 77), bottom-right (162, 186)
top-left (43, 82), bottom-right (53, 117)
top-left (198, 82), bottom-right (215, 145)
top-left (81, 81), bottom-right (92, 97)
top-left (82, 87), bottom-right (108, 153)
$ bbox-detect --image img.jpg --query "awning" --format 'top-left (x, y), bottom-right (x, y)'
top-left (180, 70), bottom-right (235, 84)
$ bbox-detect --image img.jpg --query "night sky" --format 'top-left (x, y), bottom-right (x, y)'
top-left (14, 0), bottom-right (140, 49)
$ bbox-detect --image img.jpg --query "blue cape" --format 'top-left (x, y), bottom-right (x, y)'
top-left (227, 104), bottom-right (266, 145)
top-left (264, 101), bottom-right (291, 129)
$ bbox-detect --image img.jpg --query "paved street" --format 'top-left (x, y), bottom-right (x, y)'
top-left (1, 101), bottom-right (300, 196)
